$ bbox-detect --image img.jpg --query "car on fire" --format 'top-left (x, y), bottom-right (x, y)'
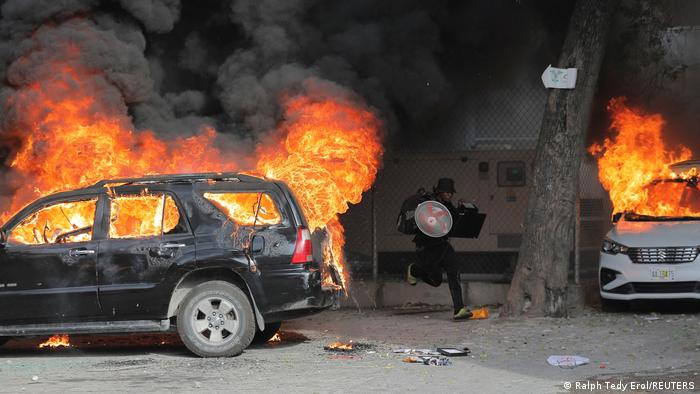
top-left (0, 173), bottom-right (335, 357)
top-left (599, 160), bottom-right (700, 311)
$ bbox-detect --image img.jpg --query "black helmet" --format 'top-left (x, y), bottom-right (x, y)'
top-left (435, 178), bottom-right (456, 193)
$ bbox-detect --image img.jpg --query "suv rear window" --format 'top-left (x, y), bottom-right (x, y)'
top-left (203, 192), bottom-right (282, 226)
top-left (109, 194), bottom-right (187, 238)
top-left (9, 198), bottom-right (97, 245)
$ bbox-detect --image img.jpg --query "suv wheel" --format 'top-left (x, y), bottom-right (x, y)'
top-left (0, 337), bottom-right (10, 347)
top-left (177, 281), bottom-right (255, 357)
top-left (252, 321), bottom-right (282, 344)
top-left (601, 297), bottom-right (629, 313)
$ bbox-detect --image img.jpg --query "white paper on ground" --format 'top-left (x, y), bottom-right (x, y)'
top-left (547, 355), bottom-right (590, 368)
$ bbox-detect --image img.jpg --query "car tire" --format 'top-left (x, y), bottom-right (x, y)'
top-left (252, 321), bottom-right (282, 344)
top-left (177, 281), bottom-right (255, 357)
top-left (0, 337), bottom-right (10, 347)
top-left (601, 297), bottom-right (629, 313)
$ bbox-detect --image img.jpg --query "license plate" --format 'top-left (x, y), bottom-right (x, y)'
top-left (650, 267), bottom-right (675, 281)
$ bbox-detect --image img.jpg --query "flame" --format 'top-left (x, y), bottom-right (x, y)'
top-left (109, 194), bottom-right (180, 238)
top-left (268, 333), bottom-right (281, 343)
top-left (470, 307), bottom-right (489, 320)
top-left (1, 37), bottom-right (382, 291)
top-left (39, 334), bottom-right (70, 348)
top-left (203, 192), bottom-right (282, 226)
top-left (589, 98), bottom-right (696, 217)
top-left (325, 341), bottom-right (353, 351)
top-left (256, 94), bottom-right (383, 289)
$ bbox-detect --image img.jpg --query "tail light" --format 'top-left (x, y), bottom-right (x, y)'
top-left (291, 226), bottom-right (313, 264)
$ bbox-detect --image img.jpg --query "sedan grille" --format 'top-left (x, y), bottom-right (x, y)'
top-left (627, 247), bottom-right (699, 264)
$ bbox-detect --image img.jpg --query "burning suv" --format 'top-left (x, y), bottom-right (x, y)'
top-left (599, 160), bottom-right (700, 310)
top-left (0, 173), bottom-right (334, 356)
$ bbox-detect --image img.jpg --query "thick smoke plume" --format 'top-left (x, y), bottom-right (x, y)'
top-left (0, 0), bottom-right (567, 209)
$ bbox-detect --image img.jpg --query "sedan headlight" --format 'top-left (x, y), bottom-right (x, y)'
top-left (601, 238), bottom-right (629, 255)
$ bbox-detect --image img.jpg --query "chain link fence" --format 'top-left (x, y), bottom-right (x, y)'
top-left (340, 82), bottom-right (612, 290)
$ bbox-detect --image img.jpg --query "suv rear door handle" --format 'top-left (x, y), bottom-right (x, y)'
top-left (69, 249), bottom-right (95, 256)
top-left (160, 243), bottom-right (186, 249)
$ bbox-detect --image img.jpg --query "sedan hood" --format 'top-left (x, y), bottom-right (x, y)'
top-left (609, 219), bottom-right (700, 247)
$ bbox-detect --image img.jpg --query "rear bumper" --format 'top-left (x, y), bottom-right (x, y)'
top-left (257, 266), bottom-right (335, 322)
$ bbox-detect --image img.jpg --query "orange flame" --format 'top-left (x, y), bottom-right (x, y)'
top-left (470, 307), bottom-right (489, 320)
top-left (203, 192), bottom-right (282, 226)
top-left (268, 333), bottom-right (281, 343)
top-left (1, 39), bottom-right (382, 291)
top-left (256, 93), bottom-right (383, 289)
top-left (589, 98), bottom-right (696, 217)
top-left (324, 341), bottom-right (353, 351)
top-left (39, 334), bottom-right (70, 348)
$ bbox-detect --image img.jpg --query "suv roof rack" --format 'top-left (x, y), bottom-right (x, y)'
top-left (92, 172), bottom-right (264, 187)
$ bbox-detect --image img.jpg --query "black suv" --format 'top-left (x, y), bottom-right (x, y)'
top-left (0, 173), bottom-right (334, 357)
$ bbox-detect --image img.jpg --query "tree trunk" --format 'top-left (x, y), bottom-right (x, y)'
top-left (503, 0), bottom-right (618, 317)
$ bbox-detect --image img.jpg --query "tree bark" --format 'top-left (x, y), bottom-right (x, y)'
top-left (503, 0), bottom-right (618, 317)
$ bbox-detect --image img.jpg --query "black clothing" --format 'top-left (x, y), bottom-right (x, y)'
top-left (435, 178), bottom-right (456, 193)
top-left (411, 194), bottom-right (464, 312)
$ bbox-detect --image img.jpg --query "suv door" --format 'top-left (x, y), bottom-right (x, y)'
top-left (201, 188), bottom-right (298, 308)
top-left (0, 195), bottom-right (103, 323)
top-left (97, 186), bottom-right (194, 319)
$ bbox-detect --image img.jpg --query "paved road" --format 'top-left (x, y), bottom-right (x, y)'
top-left (1, 305), bottom-right (699, 393)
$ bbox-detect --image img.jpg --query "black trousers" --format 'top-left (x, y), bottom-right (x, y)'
top-left (411, 242), bottom-right (464, 312)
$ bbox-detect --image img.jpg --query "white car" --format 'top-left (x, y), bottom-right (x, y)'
top-left (599, 160), bottom-right (700, 311)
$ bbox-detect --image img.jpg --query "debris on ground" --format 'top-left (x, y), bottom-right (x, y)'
top-left (392, 348), bottom-right (441, 356)
top-left (546, 355), bottom-right (590, 368)
top-left (324, 341), bottom-right (353, 351)
top-left (437, 347), bottom-right (470, 356)
top-left (639, 313), bottom-right (660, 321)
top-left (402, 356), bottom-right (451, 366)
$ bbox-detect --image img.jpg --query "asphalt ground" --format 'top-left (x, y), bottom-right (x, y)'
top-left (1, 304), bottom-right (700, 393)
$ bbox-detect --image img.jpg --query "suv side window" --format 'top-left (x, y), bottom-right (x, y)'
top-left (203, 192), bottom-right (282, 226)
top-left (8, 198), bottom-right (98, 245)
top-left (109, 193), bottom-right (188, 238)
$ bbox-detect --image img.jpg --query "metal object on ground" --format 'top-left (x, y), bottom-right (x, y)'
top-left (415, 201), bottom-right (452, 238)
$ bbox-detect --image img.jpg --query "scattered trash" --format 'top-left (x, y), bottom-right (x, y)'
top-left (402, 356), bottom-right (451, 366)
top-left (547, 355), bottom-right (590, 369)
top-left (392, 348), bottom-right (441, 356)
top-left (31, 376), bottom-right (38, 382)
top-left (328, 355), bottom-right (359, 360)
top-left (437, 347), bottom-right (470, 356)
top-left (640, 313), bottom-right (660, 321)
top-left (470, 307), bottom-right (489, 320)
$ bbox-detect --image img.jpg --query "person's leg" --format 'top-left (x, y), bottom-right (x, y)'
top-left (413, 247), bottom-right (443, 287)
top-left (441, 244), bottom-right (465, 314)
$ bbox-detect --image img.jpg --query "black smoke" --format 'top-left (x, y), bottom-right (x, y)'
top-left (0, 0), bottom-right (573, 156)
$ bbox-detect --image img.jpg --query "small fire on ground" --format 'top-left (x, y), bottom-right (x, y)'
top-left (268, 333), bottom-right (282, 343)
top-left (38, 334), bottom-right (70, 348)
top-left (324, 341), bottom-right (354, 351)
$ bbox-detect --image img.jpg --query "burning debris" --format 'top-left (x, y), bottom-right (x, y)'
top-left (268, 333), bottom-right (281, 343)
top-left (38, 334), bottom-right (70, 349)
top-left (324, 341), bottom-right (354, 352)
